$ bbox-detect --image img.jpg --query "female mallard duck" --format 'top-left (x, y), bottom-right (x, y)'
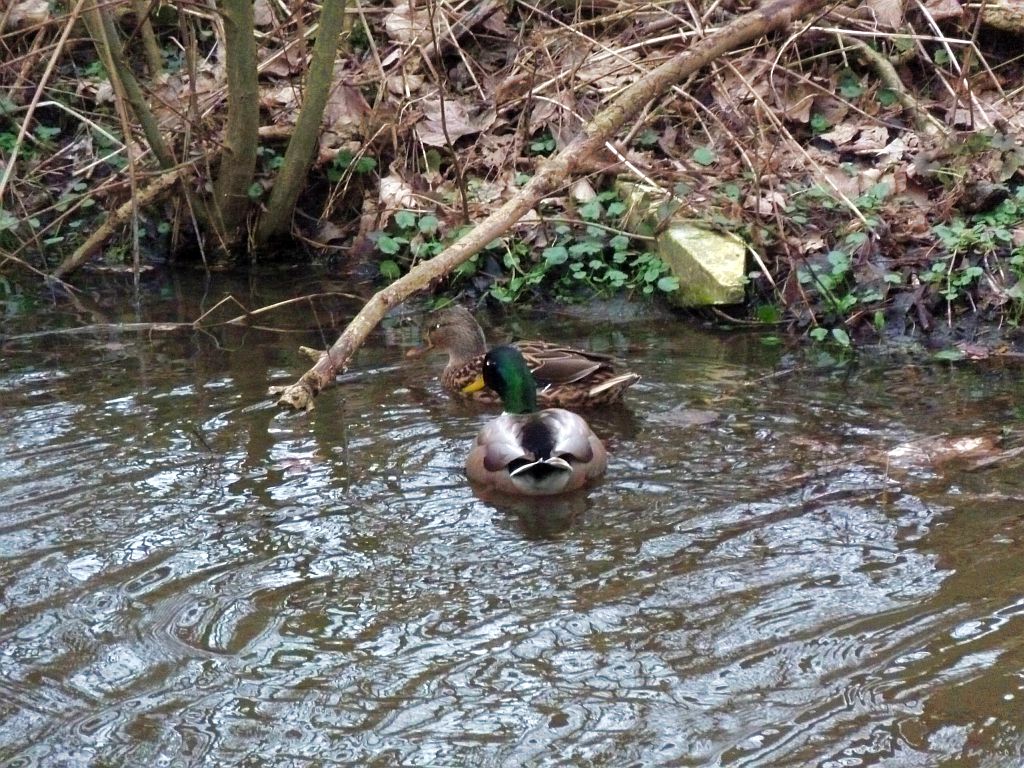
top-left (465, 345), bottom-right (608, 496)
top-left (418, 305), bottom-right (639, 409)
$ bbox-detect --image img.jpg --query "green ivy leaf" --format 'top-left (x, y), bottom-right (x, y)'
top-left (609, 234), bottom-right (630, 251)
top-left (579, 200), bottom-right (603, 221)
top-left (455, 257), bottom-right (478, 277)
top-left (656, 275), bottom-right (679, 292)
top-left (34, 125), bottom-right (60, 141)
top-left (378, 260), bottom-right (401, 281)
top-left (568, 240), bottom-right (604, 257)
top-left (354, 156), bottom-right (377, 174)
top-left (839, 71), bottom-right (863, 99)
top-left (692, 146), bottom-right (717, 166)
top-left (418, 215), bottom-right (439, 235)
top-left (831, 328), bottom-right (851, 347)
top-left (394, 210), bottom-right (416, 230)
top-left (810, 113), bottom-right (830, 135)
top-left (376, 234), bottom-right (401, 254)
top-left (606, 269), bottom-right (627, 284)
top-left (543, 245), bottom-right (568, 265)
top-left (0, 209), bottom-right (19, 232)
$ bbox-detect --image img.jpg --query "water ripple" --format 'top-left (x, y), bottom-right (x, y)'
top-left (5, 301), bottom-right (1024, 766)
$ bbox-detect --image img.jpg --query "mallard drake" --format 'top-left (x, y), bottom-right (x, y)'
top-left (417, 305), bottom-right (639, 409)
top-left (465, 345), bottom-right (608, 496)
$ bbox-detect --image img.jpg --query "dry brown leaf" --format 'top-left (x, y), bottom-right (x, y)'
top-left (577, 50), bottom-right (640, 92)
top-left (385, 1), bottom-right (432, 45)
top-left (527, 99), bottom-right (560, 134)
top-left (885, 434), bottom-right (999, 467)
top-left (800, 235), bottom-right (827, 254)
top-left (94, 80), bottom-right (115, 105)
top-left (865, 0), bottom-right (905, 28)
top-left (744, 190), bottom-right (786, 216)
top-left (716, 56), bottom-right (772, 107)
top-left (253, 0), bottom-right (275, 27)
top-left (817, 123), bottom-right (861, 147)
top-left (819, 166), bottom-right (866, 198)
top-left (849, 125), bottom-right (890, 154)
top-left (260, 50), bottom-right (308, 78)
top-left (781, 92), bottom-right (814, 123)
top-left (956, 341), bottom-right (993, 359)
top-left (261, 83), bottom-right (301, 114)
top-left (476, 133), bottom-right (515, 171)
top-left (315, 221), bottom-right (348, 245)
top-left (922, 0), bottom-right (962, 20)
top-left (379, 172), bottom-right (420, 216)
top-left (5, 0), bottom-right (48, 28)
top-left (571, 179), bottom-right (597, 203)
top-left (386, 73), bottom-right (425, 96)
top-left (150, 65), bottom-right (223, 127)
top-left (813, 95), bottom-right (850, 127)
top-left (873, 136), bottom-right (911, 166)
top-left (415, 99), bottom-right (496, 146)
top-left (324, 83), bottom-right (370, 131)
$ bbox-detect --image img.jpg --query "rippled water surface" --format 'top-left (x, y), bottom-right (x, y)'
top-left (3, 272), bottom-right (1024, 767)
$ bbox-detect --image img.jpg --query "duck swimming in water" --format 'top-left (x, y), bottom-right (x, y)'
top-left (418, 306), bottom-right (639, 409)
top-left (464, 345), bottom-right (608, 496)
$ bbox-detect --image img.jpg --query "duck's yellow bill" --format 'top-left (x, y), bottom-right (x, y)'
top-left (461, 374), bottom-right (486, 393)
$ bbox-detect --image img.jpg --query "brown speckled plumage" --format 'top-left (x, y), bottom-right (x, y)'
top-left (421, 306), bottom-right (639, 408)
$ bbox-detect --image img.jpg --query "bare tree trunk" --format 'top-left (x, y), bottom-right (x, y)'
top-left (212, 0), bottom-right (260, 248)
top-left (81, 1), bottom-right (175, 168)
top-left (276, 0), bottom-right (834, 411)
top-left (255, 0), bottom-right (349, 246)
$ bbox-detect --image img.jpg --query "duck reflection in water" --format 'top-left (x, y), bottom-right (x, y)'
top-left (472, 485), bottom-right (593, 539)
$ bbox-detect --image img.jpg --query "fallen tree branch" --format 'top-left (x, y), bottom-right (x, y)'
top-left (53, 166), bottom-right (187, 278)
top-left (840, 33), bottom-right (947, 138)
top-left (53, 125), bottom-right (295, 279)
top-left (276, 0), bottom-right (835, 411)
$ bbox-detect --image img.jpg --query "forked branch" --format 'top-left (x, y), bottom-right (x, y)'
top-left (276, 0), bottom-right (834, 411)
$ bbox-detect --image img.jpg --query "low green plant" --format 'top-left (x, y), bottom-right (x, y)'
top-left (922, 188), bottom-right (1024, 314)
top-left (692, 146), bottom-right (717, 167)
top-left (634, 129), bottom-right (659, 149)
top-left (328, 149), bottom-right (376, 182)
top-left (371, 190), bottom-right (680, 303)
top-left (374, 209), bottom-right (444, 281)
top-left (809, 325), bottom-right (852, 348)
top-left (528, 131), bottom-right (556, 156)
top-left (809, 113), bottom-right (831, 135)
top-left (797, 249), bottom-right (857, 317)
top-left (257, 145), bottom-right (284, 172)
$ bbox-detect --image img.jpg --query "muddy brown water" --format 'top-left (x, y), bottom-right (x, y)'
top-left (2, 271), bottom-right (1024, 766)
